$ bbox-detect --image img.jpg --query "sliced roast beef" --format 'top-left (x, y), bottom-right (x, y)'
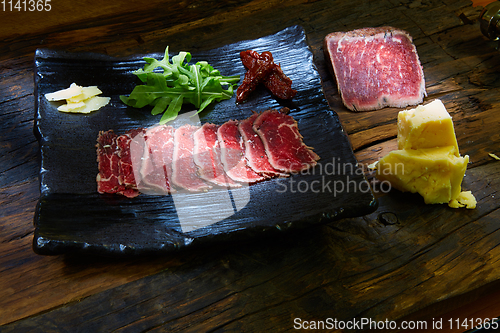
top-left (116, 128), bottom-right (144, 191)
top-left (172, 124), bottom-right (212, 192)
top-left (237, 112), bottom-right (286, 177)
top-left (96, 130), bottom-right (139, 198)
top-left (253, 108), bottom-right (320, 173)
top-left (324, 26), bottom-right (426, 111)
top-left (138, 125), bottom-right (175, 194)
top-left (96, 130), bottom-right (123, 194)
top-left (193, 123), bottom-right (241, 187)
top-left (218, 120), bottom-right (266, 183)
top-left (97, 109), bottom-right (320, 197)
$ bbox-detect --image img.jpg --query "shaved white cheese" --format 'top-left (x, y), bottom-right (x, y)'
top-left (45, 83), bottom-right (109, 114)
top-left (58, 96), bottom-right (111, 114)
top-left (45, 83), bottom-right (82, 101)
top-left (57, 101), bottom-right (86, 112)
top-left (67, 86), bottom-right (102, 103)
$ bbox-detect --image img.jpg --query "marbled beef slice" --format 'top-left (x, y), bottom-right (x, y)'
top-left (172, 124), bottom-right (212, 192)
top-left (193, 123), bottom-right (241, 187)
top-left (238, 112), bottom-right (286, 177)
top-left (253, 108), bottom-right (319, 173)
top-left (218, 120), bottom-right (266, 183)
top-left (96, 129), bottom-right (140, 198)
top-left (324, 26), bottom-right (426, 111)
top-left (138, 125), bottom-right (176, 195)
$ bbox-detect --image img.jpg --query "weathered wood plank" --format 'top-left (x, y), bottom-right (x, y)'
top-left (1, 0), bottom-right (499, 330)
top-left (2, 161), bottom-right (498, 331)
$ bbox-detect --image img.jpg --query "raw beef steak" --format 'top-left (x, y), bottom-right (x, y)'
top-left (96, 129), bottom-right (141, 198)
top-left (324, 26), bottom-right (426, 111)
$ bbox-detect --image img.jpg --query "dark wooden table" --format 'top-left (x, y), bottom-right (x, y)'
top-left (2, 0), bottom-right (500, 332)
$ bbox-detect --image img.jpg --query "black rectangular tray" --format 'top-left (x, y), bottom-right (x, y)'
top-left (33, 25), bottom-right (377, 256)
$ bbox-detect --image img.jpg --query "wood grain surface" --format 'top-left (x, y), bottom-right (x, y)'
top-left (1, 0), bottom-right (500, 332)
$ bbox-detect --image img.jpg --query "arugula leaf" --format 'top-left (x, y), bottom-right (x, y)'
top-left (120, 47), bottom-right (240, 124)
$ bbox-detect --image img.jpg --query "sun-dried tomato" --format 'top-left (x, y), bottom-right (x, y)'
top-left (264, 64), bottom-right (296, 100)
top-left (236, 50), bottom-right (296, 103)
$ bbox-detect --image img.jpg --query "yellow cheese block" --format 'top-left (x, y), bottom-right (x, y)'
top-left (397, 99), bottom-right (459, 155)
top-left (376, 146), bottom-right (469, 205)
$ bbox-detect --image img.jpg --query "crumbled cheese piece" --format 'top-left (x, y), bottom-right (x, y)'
top-left (397, 99), bottom-right (459, 155)
top-left (376, 146), bottom-right (468, 204)
top-left (45, 83), bottom-right (109, 114)
top-left (448, 191), bottom-right (477, 209)
top-left (489, 153), bottom-right (500, 161)
top-left (367, 161), bottom-right (379, 170)
top-left (376, 99), bottom-right (476, 208)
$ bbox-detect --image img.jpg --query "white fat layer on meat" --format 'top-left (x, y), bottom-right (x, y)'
top-left (376, 45), bottom-right (385, 63)
top-left (277, 122), bottom-right (301, 140)
top-left (359, 48), bottom-right (366, 64)
top-left (393, 36), bottom-right (403, 43)
top-left (336, 37), bottom-right (345, 52)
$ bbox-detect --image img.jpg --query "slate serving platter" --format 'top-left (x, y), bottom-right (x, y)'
top-left (33, 25), bottom-right (378, 256)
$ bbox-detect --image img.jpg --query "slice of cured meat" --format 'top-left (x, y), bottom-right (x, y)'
top-left (218, 120), bottom-right (266, 183)
top-left (253, 108), bottom-right (320, 173)
top-left (96, 130), bottom-right (124, 195)
top-left (116, 128), bottom-right (144, 190)
top-left (138, 125), bottom-right (175, 194)
top-left (96, 130), bottom-right (139, 198)
top-left (324, 26), bottom-right (426, 111)
top-left (172, 124), bottom-right (212, 192)
top-left (237, 112), bottom-right (286, 177)
top-left (96, 109), bottom-right (320, 197)
top-left (193, 123), bottom-right (241, 187)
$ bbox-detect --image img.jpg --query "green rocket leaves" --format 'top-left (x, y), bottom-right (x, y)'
top-left (120, 47), bottom-right (240, 124)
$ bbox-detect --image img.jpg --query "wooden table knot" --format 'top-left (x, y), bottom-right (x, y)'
top-left (377, 212), bottom-right (399, 226)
